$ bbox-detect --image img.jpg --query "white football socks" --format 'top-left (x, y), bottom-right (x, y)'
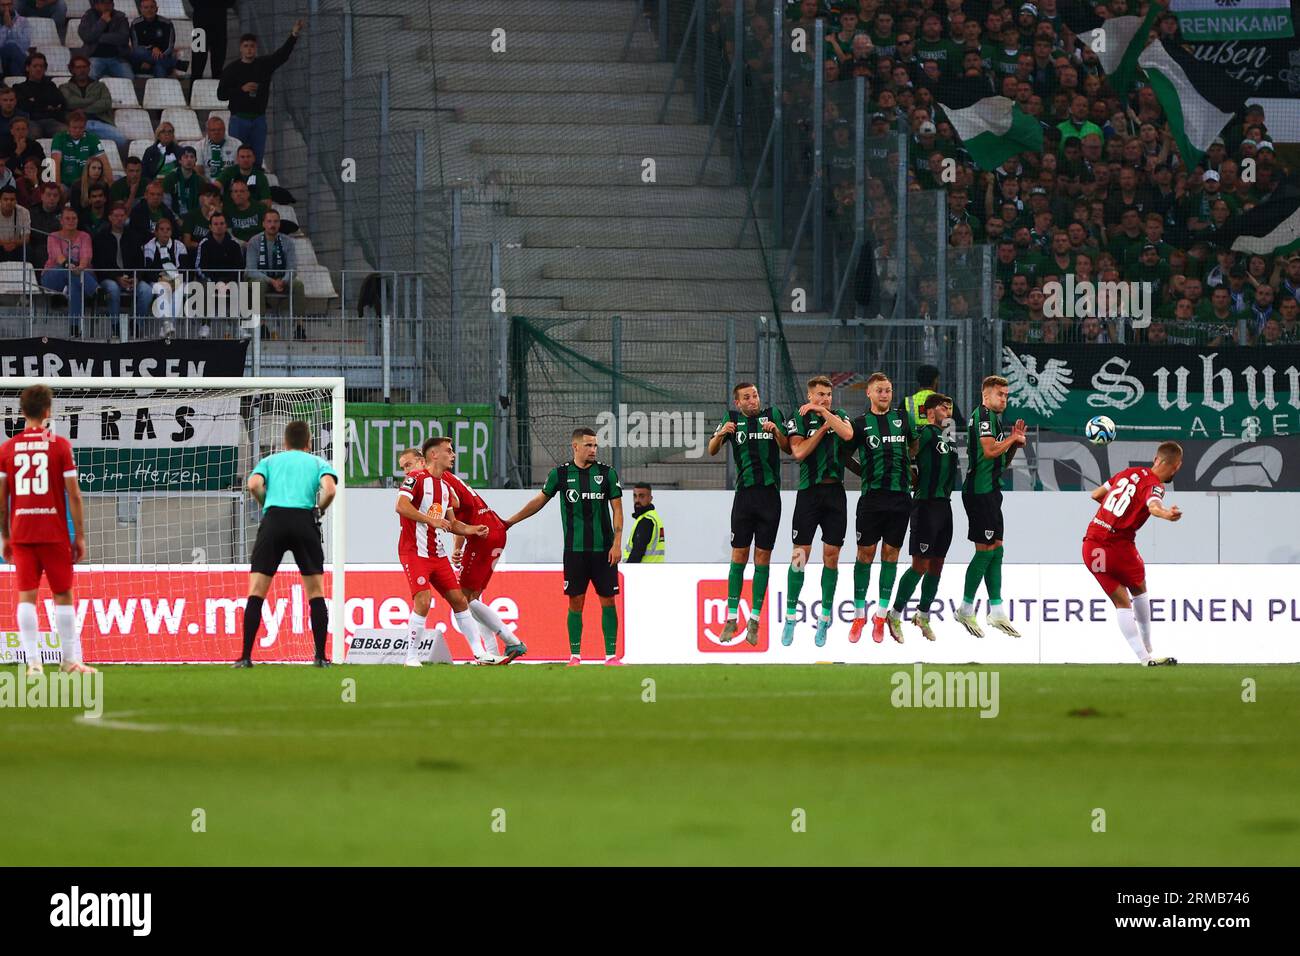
top-left (454, 609), bottom-right (486, 657)
top-left (1117, 607), bottom-right (1149, 662)
top-left (16, 602), bottom-right (41, 666)
top-left (1132, 593), bottom-right (1153, 653)
top-left (53, 604), bottom-right (80, 663)
top-left (405, 611), bottom-right (426, 662)
top-left (470, 599), bottom-right (520, 646)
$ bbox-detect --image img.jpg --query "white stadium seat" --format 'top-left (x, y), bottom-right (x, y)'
top-left (142, 78), bottom-right (186, 109)
top-left (113, 109), bottom-right (156, 141)
top-left (42, 47), bottom-right (71, 74)
top-left (0, 262), bottom-right (40, 296)
top-left (27, 19), bottom-right (61, 52)
top-left (190, 79), bottom-right (226, 110)
top-left (128, 139), bottom-right (152, 161)
top-left (103, 77), bottom-right (141, 110)
top-left (301, 268), bottom-right (338, 300)
top-left (160, 107), bottom-right (202, 141)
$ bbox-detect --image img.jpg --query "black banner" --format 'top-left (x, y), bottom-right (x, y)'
top-left (0, 338), bottom-right (249, 379)
top-left (1027, 436), bottom-right (1300, 490)
top-left (1186, 0), bottom-right (1300, 96)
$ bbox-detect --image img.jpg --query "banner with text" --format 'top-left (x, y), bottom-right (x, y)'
top-left (1, 395), bottom-right (243, 492)
top-left (1173, 0), bottom-right (1295, 40)
top-left (1023, 436), bottom-right (1300, 490)
top-left (1002, 343), bottom-right (1300, 441)
top-left (0, 338), bottom-right (248, 379)
top-left (345, 403), bottom-right (494, 487)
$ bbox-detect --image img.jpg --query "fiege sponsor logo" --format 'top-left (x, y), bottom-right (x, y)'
top-left (696, 580), bottom-right (768, 652)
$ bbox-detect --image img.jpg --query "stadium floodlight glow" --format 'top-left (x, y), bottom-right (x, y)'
top-left (0, 377), bottom-right (347, 664)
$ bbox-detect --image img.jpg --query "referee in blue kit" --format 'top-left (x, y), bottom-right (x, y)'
top-left (234, 420), bottom-right (339, 668)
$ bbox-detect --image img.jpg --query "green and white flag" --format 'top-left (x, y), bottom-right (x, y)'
top-left (1062, 2), bottom-right (1160, 100)
top-left (936, 83), bottom-right (1044, 171)
top-left (1171, 0), bottom-right (1294, 41)
top-left (1138, 38), bottom-right (1241, 169)
top-left (1220, 184), bottom-right (1300, 257)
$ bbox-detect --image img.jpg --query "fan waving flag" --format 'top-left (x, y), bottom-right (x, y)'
top-left (1061, 1), bottom-right (1159, 100)
top-left (936, 83), bottom-right (1043, 172)
top-left (1218, 182), bottom-right (1300, 257)
top-left (1138, 38), bottom-right (1245, 169)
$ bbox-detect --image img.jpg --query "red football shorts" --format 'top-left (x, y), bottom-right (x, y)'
top-left (399, 551), bottom-right (461, 596)
top-left (459, 525), bottom-right (507, 593)
top-left (11, 540), bottom-right (74, 593)
top-left (1082, 536), bottom-right (1146, 596)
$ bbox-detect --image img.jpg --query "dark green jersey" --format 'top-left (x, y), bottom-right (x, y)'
top-left (964, 405), bottom-right (1009, 494)
top-left (717, 406), bottom-right (785, 489)
top-left (541, 460), bottom-right (622, 553)
top-left (914, 423), bottom-right (958, 500)
top-left (849, 408), bottom-right (914, 493)
top-left (785, 407), bottom-right (851, 490)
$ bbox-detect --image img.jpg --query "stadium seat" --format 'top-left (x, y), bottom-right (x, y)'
top-left (67, 0), bottom-right (92, 17)
top-left (63, 21), bottom-right (82, 49)
top-left (38, 138), bottom-right (51, 155)
top-left (206, 109), bottom-right (231, 129)
top-left (128, 139), bottom-right (152, 161)
top-left (156, 0), bottom-right (186, 18)
top-left (172, 20), bottom-right (193, 54)
top-left (301, 267), bottom-right (338, 300)
top-left (290, 237), bottom-right (318, 267)
top-left (273, 204), bottom-right (299, 228)
top-left (160, 107), bottom-right (202, 141)
top-left (27, 18), bottom-right (61, 51)
top-left (142, 78), bottom-right (186, 109)
top-left (42, 47), bottom-right (71, 75)
top-left (103, 146), bottom-right (124, 178)
top-left (0, 262), bottom-right (41, 296)
top-left (113, 109), bottom-right (156, 141)
top-left (189, 79), bottom-right (226, 111)
top-left (103, 77), bottom-right (141, 110)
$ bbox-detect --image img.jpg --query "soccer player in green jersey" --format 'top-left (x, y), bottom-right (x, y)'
top-left (958, 375), bottom-right (1026, 637)
top-left (504, 427), bottom-right (625, 666)
top-left (782, 375), bottom-right (856, 648)
top-left (707, 382), bottom-right (790, 646)
top-left (887, 393), bottom-right (959, 642)
top-left (843, 372), bottom-right (917, 644)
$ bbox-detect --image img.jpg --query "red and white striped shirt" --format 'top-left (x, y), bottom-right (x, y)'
top-left (397, 468), bottom-right (455, 558)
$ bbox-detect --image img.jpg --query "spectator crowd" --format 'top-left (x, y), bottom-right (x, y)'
top-left (0, 1), bottom-right (305, 339)
top-left (723, 0), bottom-right (1298, 347)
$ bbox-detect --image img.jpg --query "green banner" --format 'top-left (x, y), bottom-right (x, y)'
top-left (345, 403), bottom-right (494, 487)
top-left (77, 447), bottom-right (239, 492)
top-left (1001, 343), bottom-right (1300, 440)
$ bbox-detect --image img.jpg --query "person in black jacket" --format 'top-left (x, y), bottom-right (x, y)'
top-left (92, 200), bottom-right (147, 332)
top-left (190, 0), bottom-right (236, 79)
top-left (139, 213), bottom-right (186, 333)
top-left (128, 0), bottom-right (176, 77)
top-left (125, 178), bottom-right (177, 250)
top-left (216, 19), bottom-right (304, 166)
top-left (194, 210), bottom-right (242, 282)
top-left (14, 52), bottom-right (67, 139)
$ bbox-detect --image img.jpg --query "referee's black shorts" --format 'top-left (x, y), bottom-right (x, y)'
top-left (249, 506), bottom-right (325, 576)
top-left (731, 484), bottom-right (781, 551)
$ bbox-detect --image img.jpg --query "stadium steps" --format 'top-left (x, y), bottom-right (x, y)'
top-left (504, 249), bottom-right (769, 281)
top-left (418, 30), bottom-right (660, 63)
top-left (506, 186), bottom-right (752, 219)
top-left (461, 123), bottom-right (717, 155)
top-left (546, 280), bottom-right (773, 313)
top-left (470, 154), bottom-right (733, 187)
top-left (446, 92), bottom-right (698, 125)
top-left (435, 63), bottom-right (683, 94)
top-left (519, 218), bottom-right (760, 249)
top-left (407, 7), bottom-right (639, 32)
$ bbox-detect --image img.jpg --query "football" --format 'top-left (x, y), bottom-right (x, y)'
top-left (1086, 415), bottom-right (1117, 445)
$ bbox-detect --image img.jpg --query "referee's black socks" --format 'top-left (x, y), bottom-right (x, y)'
top-left (310, 597), bottom-right (329, 661)
top-left (241, 595), bottom-right (264, 660)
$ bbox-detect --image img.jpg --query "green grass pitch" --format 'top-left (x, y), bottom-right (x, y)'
top-left (7, 664), bottom-right (1299, 865)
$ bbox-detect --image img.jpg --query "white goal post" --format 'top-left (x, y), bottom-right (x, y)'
top-left (1, 377), bottom-right (347, 663)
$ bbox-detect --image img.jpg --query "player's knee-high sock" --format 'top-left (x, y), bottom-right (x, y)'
top-left (309, 597), bottom-right (329, 660)
top-left (53, 605), bottom-right (81, 663)
top-left (471, 599), bottom-right (520, 646)
top-left (878, 561), bottom-right (898, 615)
top-left (1132, 593), bottom-right (1153, 653)
top-left (405, 611), bottom-right (426, 658)
top-left (983, 545), bottom-right (1004, 608)
top-left (852, 561), bottom-right (872, 618)
top-left (16, 601), bottom-right (41, 666)
top-left (1116, 607), bottom-right (1148, 662)
top-left (891, 567), bottom-right (923, 614)
top-left (785, 564), bottom-right (806, 619)
top-left (601, 605), bottom-right (618, 657)
top-left (918, 572), bottom-right (941, 615)
top-left (240, 595), bottom-right (264, 660)
top-left (819, 566), bottom-right (837, 621)
top-left (961, 551), bottom-right (992, 612)
top-left (566, 610), bottom-right (582, 657)
top-left (727, 561), bottom-right (745, 620)
top-left (751, 563), bottom-right (771, 613)
top-left (454, 608), bottom-right (485, 658)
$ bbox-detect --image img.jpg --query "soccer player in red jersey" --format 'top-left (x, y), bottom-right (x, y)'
top-left (394, 446), bottom-right (501, 666)
top-left (422, 436), bottom-right (527, 661)
top-left (0, 385), bottom-right (94, 675)
top-left (1082, 441), bottom-right (1184, 666)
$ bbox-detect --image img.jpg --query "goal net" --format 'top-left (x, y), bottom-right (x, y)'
top-left (0, 377), bottom-right (345, 664)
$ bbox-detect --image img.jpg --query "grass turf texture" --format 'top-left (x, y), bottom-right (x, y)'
top-left (6, 663), bottom-right (1298, 865)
